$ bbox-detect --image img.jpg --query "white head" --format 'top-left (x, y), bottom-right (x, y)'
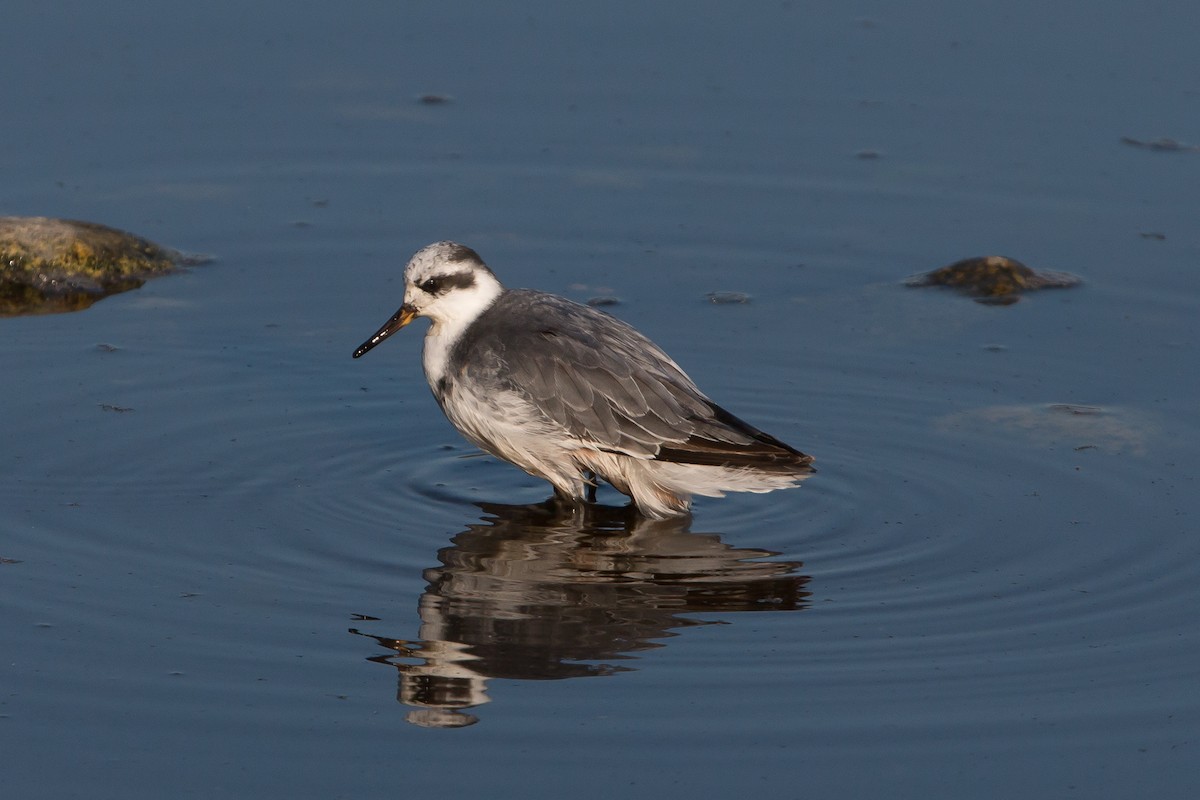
top-left (353, 241), bottom-right (504, 358)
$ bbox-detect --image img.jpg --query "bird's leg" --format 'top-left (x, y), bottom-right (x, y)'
top-left (584, 470), bottom-right (598, 503)
top-left (551, 485), bottom-right (584, 512)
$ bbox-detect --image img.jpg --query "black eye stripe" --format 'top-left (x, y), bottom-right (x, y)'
top-left (420, 272), bottom-right (476, 295)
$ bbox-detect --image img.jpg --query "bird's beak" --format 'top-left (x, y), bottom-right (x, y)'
top-left (352, 304), bottom-right (418, 358)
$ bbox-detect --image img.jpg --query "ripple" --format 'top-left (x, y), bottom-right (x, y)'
top-left (686, 348), bottom-right (1200, 739)
top-left (5, 310), bottom-right (1198, 745)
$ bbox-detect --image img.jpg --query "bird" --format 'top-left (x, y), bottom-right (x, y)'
top-left (352, 241), bottom-right (814, 518)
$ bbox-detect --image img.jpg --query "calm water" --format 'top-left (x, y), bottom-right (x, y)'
top-left (3, 1), bottom-right (1199, 797)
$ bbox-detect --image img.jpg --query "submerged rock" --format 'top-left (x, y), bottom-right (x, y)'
top-left (705, 290), bottom-right (752, 304)
top-left (906, 256), bottom-right (1081, 305)
top-left (935, 403), bottom-right (1151, 456)
top-left (586, 295), bottom-right (621, 307)
top-left (1119, 136), bottom-right (1200, 153)
top-left (0, 216), bottom-right (193, 316)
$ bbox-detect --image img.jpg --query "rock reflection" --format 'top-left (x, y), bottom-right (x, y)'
top-left (349, 501), bottom-right (811, 728)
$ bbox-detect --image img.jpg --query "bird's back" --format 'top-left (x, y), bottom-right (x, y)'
top-left (449, 289), bottom-right (812, 472)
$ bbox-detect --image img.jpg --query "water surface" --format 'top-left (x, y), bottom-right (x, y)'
top-left (3, 1), bottom-right (1199, 798)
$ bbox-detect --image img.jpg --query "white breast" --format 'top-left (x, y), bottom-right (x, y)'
top-left (421, 325), bottom-right (457, 388)
top-left (437, 375), bottom-right (587, 494)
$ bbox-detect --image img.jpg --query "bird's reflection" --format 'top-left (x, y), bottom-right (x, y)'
top-left (349, 501), bottom-right (811, 728)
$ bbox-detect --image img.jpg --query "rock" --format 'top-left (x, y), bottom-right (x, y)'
top-left (905, 255), bottom-right (1080, 305)
top-left (0, 216), bottom-right (192, 316)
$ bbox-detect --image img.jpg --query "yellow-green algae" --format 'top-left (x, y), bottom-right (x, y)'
top-left (906, 255), bottom-right (1081, 305)
top-left (1, 216), bottom-right (183, 316)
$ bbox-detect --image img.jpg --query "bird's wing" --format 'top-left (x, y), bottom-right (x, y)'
top-left (457, 291), bottom-right (810, 467)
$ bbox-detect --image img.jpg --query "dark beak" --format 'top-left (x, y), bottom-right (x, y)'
top-left (352, 304), bottom-right (418, 358)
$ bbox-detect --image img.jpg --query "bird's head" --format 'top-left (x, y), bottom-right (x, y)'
top-left (353, 241), bottom-right (504, 358)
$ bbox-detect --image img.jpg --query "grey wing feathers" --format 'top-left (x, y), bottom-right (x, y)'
top-left (456, 290), bottom-right (812, 469)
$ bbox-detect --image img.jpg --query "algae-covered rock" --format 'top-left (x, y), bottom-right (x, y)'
top-left (906, 256), bottom-right (1081, 305)
top-left (0, 216), bottom-right (189, 316)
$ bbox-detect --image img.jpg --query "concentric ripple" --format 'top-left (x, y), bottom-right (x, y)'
top-left (4, 293), bottom-right (1198, 749)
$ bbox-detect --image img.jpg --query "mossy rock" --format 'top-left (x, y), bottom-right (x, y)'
top-left (0, 216), bottom-right (191, 316)
top-left (906, 256), bottom-right (1081, 305)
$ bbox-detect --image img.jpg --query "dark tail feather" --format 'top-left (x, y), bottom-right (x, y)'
top-left (656, 402), bottom-right (815, 472)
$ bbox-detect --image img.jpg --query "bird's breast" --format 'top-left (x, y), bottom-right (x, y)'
top-left (421, 327), bottom-right (457, 390)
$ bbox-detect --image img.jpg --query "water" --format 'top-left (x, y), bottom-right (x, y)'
top-left (3, 1), bottom-right (1199, 797)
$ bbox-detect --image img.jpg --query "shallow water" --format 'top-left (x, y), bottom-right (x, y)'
top-left (4, 1), bottom-right (1199, 797)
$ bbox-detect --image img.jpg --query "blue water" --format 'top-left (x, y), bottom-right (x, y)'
top-left (3, 2), bottom-right (1199, 798)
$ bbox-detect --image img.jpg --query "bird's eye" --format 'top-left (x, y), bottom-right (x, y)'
top-left (420, 277), bottom-right (443, 293)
